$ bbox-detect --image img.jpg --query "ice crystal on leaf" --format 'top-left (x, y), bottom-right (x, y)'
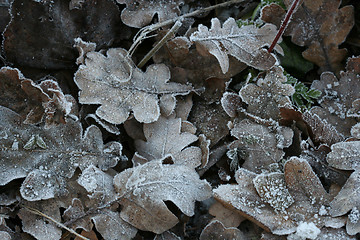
top-left (239, 66), bottom-right (295, 120)
top-left (74, 48), bottom-right (193, 125)
top-left (113, 157), bottom-right (212, 234)
top-left (134, 114), bottom-right (202, 168)
top-left (190, 18), bottom-right (282, 74)
top-left (116, 0), bottom-right (185, 28)
top-left (0, 106), bottom-right (122, 201)
top-left (199, 220), bottom-right (246, 240)
top-left (213, 157), bottom-right (340, 235)
top-left (228, 119), bottom-right (292, 173)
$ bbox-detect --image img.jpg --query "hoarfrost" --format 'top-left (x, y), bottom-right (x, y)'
top-left (0, 106), bottom-right (122, 201)
top-left (134, 115), bottom-right (201, 168)
top-left (74, 48), bottom-right (192, 125)
top-left (116, 0), bottom-right (185, 28)
top-left (113, 158), bottom-right (212, 234)
top-left (190, 18), bottom-right (282, 73)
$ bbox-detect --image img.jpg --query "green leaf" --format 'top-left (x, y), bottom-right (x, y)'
top-left (279, 39), bottom-right (314, 76)
top-left (285, 74), bottom-right (321, 110)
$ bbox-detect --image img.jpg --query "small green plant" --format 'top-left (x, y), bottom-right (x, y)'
top-left (285, 74), bottom-right (321, 110)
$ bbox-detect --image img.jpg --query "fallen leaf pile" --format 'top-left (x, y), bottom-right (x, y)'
top-left (0, 0), bottom-right (359, 239)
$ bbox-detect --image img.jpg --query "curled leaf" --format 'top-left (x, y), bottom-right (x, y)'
top-left (116, 0), bottom-right (185, 28)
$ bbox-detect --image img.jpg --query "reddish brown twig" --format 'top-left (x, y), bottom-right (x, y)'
top-left (267, 0), bottom-right (301, 53)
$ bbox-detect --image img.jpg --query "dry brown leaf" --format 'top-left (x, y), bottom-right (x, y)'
top-left (21, 79), bottom-right (76, 127)
top-left (326, 137), bottom-right (360, 235)
top-left (74, 48), bottom-right (193, 125)
top-left (301, 145), bottom-right (349, 187)
top-left (209, 201), bottom-right (245, 228)
top-left (315, 227), bottom-right (356, 240)
top-left (116, 0), bottom-right (185, 28)
top-left (190, 18), bottom-right (282, 74)
top-left (312, 70), bottom-right (360, 121)
top-left (91, 209), bottom-right (138, 240)
top-left (154, 36), bottom-right (247, 93)
top-left (221, 92), bottom-right (244, 118)
top-left (0, 67), bottom-right (76, 127)
top-left (253, 172), bottom-right (294, 212)
top-left (113, 157), bottom-right (212, 234)
top-left (189, 100), bottom-right (230, 147)
top-left (214, 157), bottom-right (341, 236)
top-left (199, 220), bottom-right (246, 240)
top-left (73, 37), bottom-right (96, 65)
top-left (262, 0), bottom-right (354, 73)
top-left (306, 106), bottom-right (356, 139)
top-left (329, 170), bottom-right (360, 235)
top-left (327, 141), bottom-right (360, 171)
top-left (74, 230), bottom-right (98, 240)
top-left (77, 165), bottom-right (117, 207)
top-left (134, 115), bottom-right (201, 168)
top-left (3, 0), bottom-right (125, 69)
top-left (154, 231), bottom-right (181, 240)
top-left (0, 106), bottom-right (122, 201)
top-left (228, 119), bottom-right (292, 173)
top-left (302, 109), bottom-right (345, 146)
top-left (18, 200), bottom-right (62, 240)
top-left (63, 198), bottom-right (93, 232)
top-left (239, 66), bottom-right (295, 120)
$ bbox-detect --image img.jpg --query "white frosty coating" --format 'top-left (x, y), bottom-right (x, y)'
top-left (117, 0), bottom-right (185, 28)
top-left (134, 115), bottom-right (201, 168)
top-left (74, 48), bottom-right (192, 125)
top-left (239, 66), bottom-right (295, 120)
top-left (229, 119), bottom-right (286, 173)
top-left (113, 159), bottom-right (212, 234)
top-left (327, 141), bottom-right (360, 170)
top-left (190, 18), bottom-right (282, 74)
top-left (0, 106), bottom-right (122, 201)
top-left (0, 231), bottom-right (11, 240)
top-left (73, 37), bottom-right (96, 65)
top-left (91, 209), bottom-right (138, 240)
top-left (288, 222), bottom-right (320, 240)
top-left (349, 207), bottom-right (360, 224)
top-left (351, 123), bottom-right (360, 138)
top-left (253, 172), bottom-right (294, 212)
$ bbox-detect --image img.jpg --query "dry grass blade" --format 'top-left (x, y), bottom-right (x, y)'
top-left (22, 205), bottom-right (90, 240)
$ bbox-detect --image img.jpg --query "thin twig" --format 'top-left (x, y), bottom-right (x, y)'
top-left (268, 0), bottom-right (302, 53)
top-left (137, 19), bottom-right (183, 68)
top-left (128, 0), bottom-right (246, 56)
top-left (22, 205), bottom-right (90, 240)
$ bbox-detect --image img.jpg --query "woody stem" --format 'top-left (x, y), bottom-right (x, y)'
top-left (267, 0), bottom-right (301, 53)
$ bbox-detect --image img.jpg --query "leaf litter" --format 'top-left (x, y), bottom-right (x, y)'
top-left (0, 0), bottom-right (360, 239)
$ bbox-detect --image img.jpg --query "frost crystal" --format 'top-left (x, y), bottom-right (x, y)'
top-left (349, 207), bottom-right (360, 224)
top-left (253, 172), bottom-right (294, 212)
top-left (291, 222), bottom-right (321, 240)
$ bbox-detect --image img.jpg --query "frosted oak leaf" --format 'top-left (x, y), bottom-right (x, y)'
top-left (213, 157), bottom-right (339, 235)
top-left (116, 0), bottom-right (185, 28)
top-left (134, 115), bottom-right (201, 168)
top-left (261, 0), bottom-right (354, 73)
top-left (239, 66), bottom-right (295, 120)
top-left (0, 106), bottom-right (122, 201)
top-left (113, 158), bottom-right (212, 234)
top-left (74, 48), bottom-right (193, 124)
top-left (190, 18), bottom-right (282, 74)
